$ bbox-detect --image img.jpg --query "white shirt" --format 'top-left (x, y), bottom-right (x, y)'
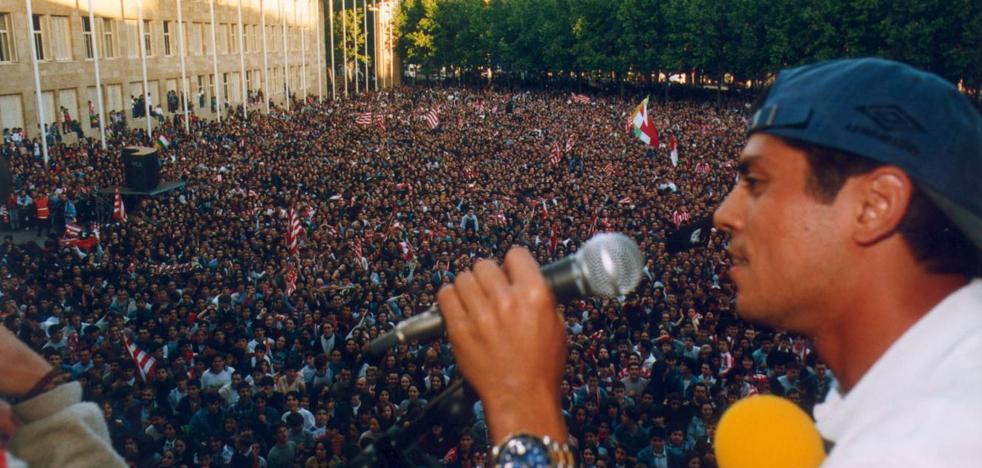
top-left (201, 366), bottom-right (234, 391)
top-left (815, 279), bottom-right (982, 467)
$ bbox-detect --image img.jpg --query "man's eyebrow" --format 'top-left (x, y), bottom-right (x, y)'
top-left (736, 154), bottom-right (762, 176)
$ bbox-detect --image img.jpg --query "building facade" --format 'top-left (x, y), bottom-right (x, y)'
top-left (0, 0), bottom-right (329, 140)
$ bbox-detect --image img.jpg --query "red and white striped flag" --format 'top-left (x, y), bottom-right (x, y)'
top-left (548, 142), bottom-right (563, 166)
top-left (64, 222), bottom-right (82, 238)
top-left (123, 329), bottom-right (157, 382)
top-left (355, 112), bottom-right (385, 129)
top-left (398, 241), bottom-right (416, 260)
top-left (113, 188), bottom-right (127, 222)
top-left (395, 182), bottom-right (415, 196)
top-left (285, 264), bottom-right (298, 297)
top-left (424, 105), bottom-right (441, 129)
top-left (286, 208), bottom-right (303, 257)
top-left (571, 93), bottom-right (591, 104)
top-left (564, 135), bottom-right (575, 153)
top-left (602, 163), bottom-right (615, 177)
top-left (350, 238), bottom-right (366, 269)
top-left (673, 208), bottom-right (691, 230)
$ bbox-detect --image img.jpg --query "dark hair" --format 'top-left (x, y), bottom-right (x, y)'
top-left (782, 137), bottom-right (979, 276)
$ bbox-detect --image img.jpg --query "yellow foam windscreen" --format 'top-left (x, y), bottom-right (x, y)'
top-left (715, 395), bottom-right (826, 468)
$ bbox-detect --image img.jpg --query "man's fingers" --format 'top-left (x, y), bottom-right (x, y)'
top-left (436, 285), bottom-right (476, 350)
top-left (503, 247), bottom-right (554, 308)
top-left (472, 259), bottom-right (512, 311)
top-left (453, 270), bottom-right (486, 318)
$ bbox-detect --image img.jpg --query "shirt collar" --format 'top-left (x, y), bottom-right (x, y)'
top-left (815, 279), bottom-right (982, 441)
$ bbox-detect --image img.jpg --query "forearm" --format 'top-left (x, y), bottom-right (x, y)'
top-left (482, 383), bottom-right (568, 446)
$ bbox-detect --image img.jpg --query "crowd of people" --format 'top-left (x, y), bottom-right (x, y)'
top-left (0, 85), bottom-right (832, 467)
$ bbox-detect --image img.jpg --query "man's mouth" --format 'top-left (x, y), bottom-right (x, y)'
top-left (727, 249), bottom-right (748, 266)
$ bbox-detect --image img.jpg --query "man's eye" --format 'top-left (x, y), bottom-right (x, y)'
top-left (741, 176), bottom-right (761, 189)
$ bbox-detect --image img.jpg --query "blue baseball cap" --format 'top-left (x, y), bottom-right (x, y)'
top-left (748, 58), bottom-right (982, 250)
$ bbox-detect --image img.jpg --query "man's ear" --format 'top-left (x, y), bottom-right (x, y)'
top-left (851, 166), bottom-right (913, 246)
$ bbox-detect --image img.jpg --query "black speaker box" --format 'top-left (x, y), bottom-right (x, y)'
top-left (122, 146), bottom-right (160, 191)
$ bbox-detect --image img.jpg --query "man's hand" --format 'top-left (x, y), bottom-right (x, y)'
top-left (437, 247), bottom-right (568, 445)
top-left (0, 325), bottom-right (54, 399)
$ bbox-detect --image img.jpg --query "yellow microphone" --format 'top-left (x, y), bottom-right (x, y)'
top-left (715, 395), bottom-right (826, 468)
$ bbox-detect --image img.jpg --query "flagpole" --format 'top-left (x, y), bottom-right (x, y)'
top-left (261, 0), bottom-right (270, 113)
top-left (362, 0), bottom-right (368, 92)
top-left (209, 0), bottom-right (222, 121)
top-left (372, 0), bottom-right (378, 91)
top-left (177, 0), bottom-right (191, 133)
top-left (353, 0), bottom-right (359, 94)
top-left (300, 0), bottom-right (308, 100)
top-left (329, 0), bottom-right (336, 100)
top-left (137, 0), bottom-right (152, 137)
top-left (24, 0), bottom-right (49, 166)
top-left (388, 2), bottom-right (393, 88)
top-left (238, 0), bottom-right (247, 119)
top-left (342, 0), bottom-right (348, 98)
top-left (87, 0), bottom-right (107, 149)
top-left (280, 0), bottom-right (290, 110)
top-left (315, 0), bottom-right (323, 102)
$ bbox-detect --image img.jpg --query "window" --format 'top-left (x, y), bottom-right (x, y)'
top-left (143, 20), bottom-right (153, 56)
top-left (81, 17), bottom-right (94, 59)
top-left (49, 16), bottom-right (71, 61)
top-left (0, 13), bottom-right (14, 62)
top-left (101, 18), bottom-right (116, 58)
top-left (226, 23), bottom-right (238, 54)
top-left (32, 15), bottom-right (45, 60)
top-left (125, 20), bottom-right (138, 58)
top-left (162, 21), bottom-right (172, 55)
top-left (0, 95), bottom-right (25, 131)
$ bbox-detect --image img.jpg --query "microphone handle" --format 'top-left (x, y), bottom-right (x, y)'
top-left (365, 254), bottom-right (586, 356)
top-left (364, 304), bottom-right (441, 356)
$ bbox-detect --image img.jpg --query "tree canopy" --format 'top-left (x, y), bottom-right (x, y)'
top-left (391, 0), bottom-right (981, 92)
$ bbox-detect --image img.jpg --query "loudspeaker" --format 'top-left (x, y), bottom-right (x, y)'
top-left (122, 146), bottom-right (160, 191)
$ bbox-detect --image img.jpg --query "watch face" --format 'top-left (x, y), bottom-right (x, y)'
top-left (496, 435), bottom-right (552, 467)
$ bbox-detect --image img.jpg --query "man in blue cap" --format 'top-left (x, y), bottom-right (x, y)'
top-left (435, 58), bottom-right (981, 467)
top-left (712, 57), bottom-right (981, 466)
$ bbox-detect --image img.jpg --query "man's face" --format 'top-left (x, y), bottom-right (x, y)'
top-left (714, 134), bottom-right (851, 331)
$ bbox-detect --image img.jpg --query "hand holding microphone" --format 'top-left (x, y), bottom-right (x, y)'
top-left (434, 233), bottom-right (643, 446)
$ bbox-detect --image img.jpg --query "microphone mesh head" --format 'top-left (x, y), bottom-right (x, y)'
top-left (578, 232), bottom-right (644, 297)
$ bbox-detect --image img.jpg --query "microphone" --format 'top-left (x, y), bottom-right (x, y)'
top-left (365, 232), bottom-right (644, 356)
top-left (715, 395), bottom-right (827, 468)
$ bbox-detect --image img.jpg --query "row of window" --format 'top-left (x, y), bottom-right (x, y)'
top-left (0, 65), bottom-right (309, 131)
top-left (0, 12), bottom-right (312, 64)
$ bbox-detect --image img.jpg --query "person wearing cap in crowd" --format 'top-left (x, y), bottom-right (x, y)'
top-left (435, 57), bottom-right (980, 466)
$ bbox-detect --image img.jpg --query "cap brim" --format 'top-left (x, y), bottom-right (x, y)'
top-left (921, 185), bottom-right (982, 252)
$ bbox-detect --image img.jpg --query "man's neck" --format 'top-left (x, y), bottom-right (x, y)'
top-left (811, 268), bottom-right (967, 393)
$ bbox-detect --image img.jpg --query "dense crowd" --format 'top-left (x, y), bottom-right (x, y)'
top-left (0, 86), bottom-right (833, 468)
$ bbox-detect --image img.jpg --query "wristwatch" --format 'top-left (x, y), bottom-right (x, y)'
top-left (492, 433), bottom-right (575, 468)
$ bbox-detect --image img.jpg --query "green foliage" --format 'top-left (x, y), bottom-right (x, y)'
top-left (389, 0), bottom-right (981, 88)
top-left (334, 2), bottom-right (369, 79)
